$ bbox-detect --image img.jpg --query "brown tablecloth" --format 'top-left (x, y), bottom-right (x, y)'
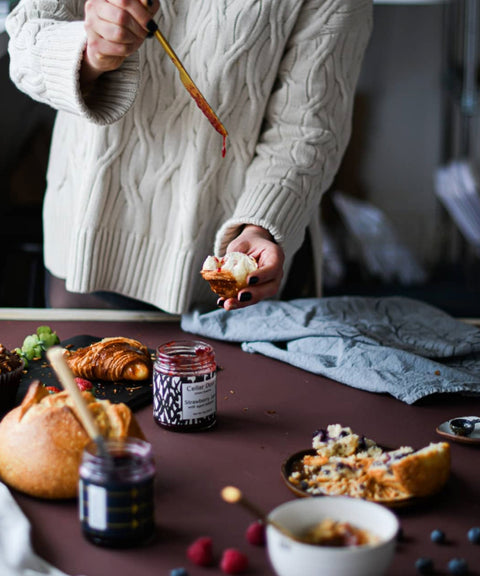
top-left (2, 317), bottom-right (480, 576)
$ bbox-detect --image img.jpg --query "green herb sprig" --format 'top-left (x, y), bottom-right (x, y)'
top-left (15, 326), bottom-right (60, 368)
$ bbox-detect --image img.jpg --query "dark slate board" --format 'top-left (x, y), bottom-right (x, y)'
top-left (17, 335), bottom-right (154, 412)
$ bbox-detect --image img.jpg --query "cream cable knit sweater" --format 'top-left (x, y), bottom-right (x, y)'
top-left (6, 0), bottom-right (372, 314)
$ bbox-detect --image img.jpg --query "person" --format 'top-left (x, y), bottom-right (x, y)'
top-left (6, 0), bottom-right (373, 314)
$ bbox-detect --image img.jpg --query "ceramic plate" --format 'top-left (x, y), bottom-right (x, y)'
top-left (436, 416), bottom-right (480, 445)
top-left (281, 449), bottom-right (422, 509)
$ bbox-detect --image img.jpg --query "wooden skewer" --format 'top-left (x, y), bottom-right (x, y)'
top-left (46, 346), bottom-right (109, 458)
top-left (221, 486), bottom-right (298, 540)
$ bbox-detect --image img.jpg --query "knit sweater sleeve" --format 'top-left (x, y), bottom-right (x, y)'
top-left (214, 0), bottom-right (373, 260)
top-left (6, 0), bottom-right (139, 124)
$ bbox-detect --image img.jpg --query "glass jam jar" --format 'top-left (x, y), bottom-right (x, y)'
top-left (153, 340), bottom-right (217, 431)
top-left (79, 437), bottom-right (155, 548)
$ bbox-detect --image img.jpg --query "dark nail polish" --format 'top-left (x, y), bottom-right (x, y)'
top-left (217, 298), bottom-right (225, 308)
top-left (248, 276), bottom-right (259, 286)
top-left (147, 0), bottom-right (153, 5)
top-left (146, 19), bottom-right (158, 33)
top-left (239, 292), bottom-right (252, 302)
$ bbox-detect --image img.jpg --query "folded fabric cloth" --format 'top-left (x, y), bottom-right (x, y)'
top-left (181, 296), bottom-right (480, 404)
top-left (0, 482), bottom-right (81, 576)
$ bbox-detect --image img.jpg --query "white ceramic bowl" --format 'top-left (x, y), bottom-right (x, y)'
top-left (266, 496), bottom-right (399, 576)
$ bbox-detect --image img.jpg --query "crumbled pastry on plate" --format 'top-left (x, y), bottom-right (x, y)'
top-left (288, 424), bottom-right (450, 503)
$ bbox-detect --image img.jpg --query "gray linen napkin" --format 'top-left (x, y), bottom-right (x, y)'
top-left (181, 296), bottom-right (480, 404)
top-left (0, 482), bottom-right (81, 576)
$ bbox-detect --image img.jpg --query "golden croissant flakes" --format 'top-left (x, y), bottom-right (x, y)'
top-left (63, 337), bottom-right (152, 382)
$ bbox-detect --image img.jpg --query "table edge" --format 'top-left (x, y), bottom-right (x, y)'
top-left (0, 308), bottom-right (180, 322)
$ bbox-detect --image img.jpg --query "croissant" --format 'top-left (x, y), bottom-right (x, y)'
top-left (64, 337), bottom-right (152, 381)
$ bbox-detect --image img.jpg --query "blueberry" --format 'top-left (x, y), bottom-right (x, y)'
top-left (358, 436), bottom-right (367, 451)
top-left (415, 557), bottom-right (434, 574)
top-left (170, 568), bottom-right (189, 576)
top-left (448, 558), bottom-right (468, 575)
top-left (431, 529), bottom-right (446, 544)
top-left (467, 526), bottom-right (480, 544)
top-left (313, 429), bottom-right (326, 441)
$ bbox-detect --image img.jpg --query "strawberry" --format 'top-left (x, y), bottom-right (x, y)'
top-left (45, 385), bottom-right (61, 394)
top-left (186, 536), bottom-right (214, 567)
top-left (245, 521), bottom-right (265, 546)
top-left (220, 548), bottom-right (249, 574)
top-left (75, 377), bottom-right (93, 391)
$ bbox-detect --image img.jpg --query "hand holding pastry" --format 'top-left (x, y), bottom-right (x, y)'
top-left (217, 225), bottom-right (284, 311)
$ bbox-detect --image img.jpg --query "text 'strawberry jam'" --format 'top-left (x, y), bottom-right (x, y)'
top-left (79, 438), bottom-right (155, 548)
top-left (153, 340), bottom-right (217, 432)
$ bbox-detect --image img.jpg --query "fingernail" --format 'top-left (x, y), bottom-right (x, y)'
top-left (146, 19), bottom-right (158, 33)
top-left (248, 276), bottom-right (259, 286)
top-left (239, 292), bottom-right (252, 302)
top-left (217, 298), bottom-right (225, 308)
top-left (147, 0), bottom-right (153, 5)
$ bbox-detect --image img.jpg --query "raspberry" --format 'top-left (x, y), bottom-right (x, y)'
top-left (45, 385), bottom-right (61, 394)
top-left (75, 377), bottom-right (93, 391)
top-left (220, 548), bottom-right (249, 574)
top-left (186, 537), bottom-right (214, 567)
top-left (245, 521), bottom-right (266, 546)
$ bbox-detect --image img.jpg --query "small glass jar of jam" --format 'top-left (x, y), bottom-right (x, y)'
top-left (153, 340), bottom-right (217, 432)
top-left (79, 437), bottom-right (155, 548)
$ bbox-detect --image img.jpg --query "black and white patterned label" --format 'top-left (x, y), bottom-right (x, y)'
top-left (153, 370), bottom-right (216, 427)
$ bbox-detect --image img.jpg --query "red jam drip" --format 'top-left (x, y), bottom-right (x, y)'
top-left (187, 82), bottom-right (228, 158)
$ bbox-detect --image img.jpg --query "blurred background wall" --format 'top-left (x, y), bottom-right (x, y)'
top-left (1, 1), bottom-right (479, 313)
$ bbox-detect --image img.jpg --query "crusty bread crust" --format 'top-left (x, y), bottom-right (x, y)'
top-left (0, 381), bottom-right (145, 499)
top-left (200, 269), bottom-right (241, 299)
top-left (200, 253), bottom-right (258, 299)
top-left (389, 444), bottom-right (451, 497)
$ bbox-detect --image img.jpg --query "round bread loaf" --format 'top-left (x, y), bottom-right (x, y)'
top-left (0, 380), bottom-right (145, 499)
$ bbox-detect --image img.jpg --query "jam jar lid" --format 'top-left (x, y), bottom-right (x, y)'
top-left (155, 340), bottom-right (216, 375)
